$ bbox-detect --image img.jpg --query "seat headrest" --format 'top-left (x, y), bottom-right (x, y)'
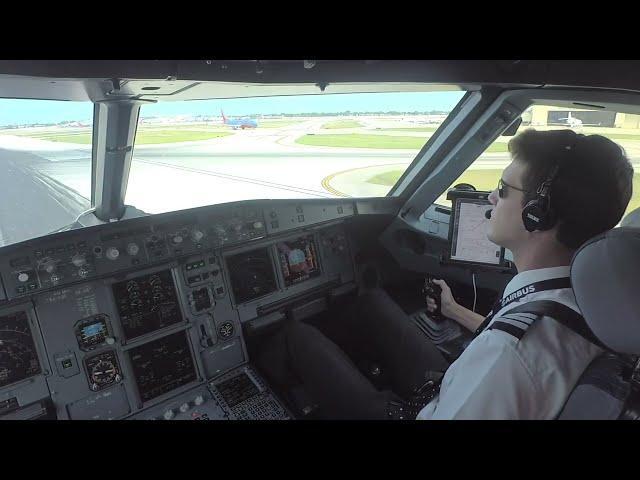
top-left (571, 227), bottom-right (640, 354)
top-left (621, 207), bottom-right (640, 227)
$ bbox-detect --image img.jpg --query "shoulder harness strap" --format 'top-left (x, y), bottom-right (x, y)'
top-left (487, 300), bottom-right (610, 351)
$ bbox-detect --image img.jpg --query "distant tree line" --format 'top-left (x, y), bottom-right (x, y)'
top-left (1, 110), bottom-right (451, 129)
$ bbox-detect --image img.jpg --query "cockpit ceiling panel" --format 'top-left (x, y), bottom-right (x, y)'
top-left (0, 76), bottom-right (94, 102)
top-left (132, 82), bottom-right (467, 101)
top-left (1, 60), bottom-right (640, 103)
top-left (0, 76), bottom-right (469, 103)
top-left (0, 60), bottom-right (638, 92)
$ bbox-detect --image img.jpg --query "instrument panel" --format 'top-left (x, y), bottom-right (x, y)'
top-left (0, 199), bottom-right (357, 419)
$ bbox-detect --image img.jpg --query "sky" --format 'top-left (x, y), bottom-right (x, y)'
top-left (0, 91), bottom-right (466, 125)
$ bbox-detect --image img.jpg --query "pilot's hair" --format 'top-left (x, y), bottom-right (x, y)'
top-left (508, 129), bottom-right (634, 249)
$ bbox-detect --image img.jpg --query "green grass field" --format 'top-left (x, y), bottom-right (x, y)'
top-left (3, 129), bottom-right (232, 145)
top-left (296, 133), bottom-right (510, 151)
top-left (367, 168), bottom-right (640, 217)
top-left (376, 127), bottom-right (439, 133)
top-left (297, 133), bottom-right (425, 149)
top-left (321, 120), bottom-right (364, 129)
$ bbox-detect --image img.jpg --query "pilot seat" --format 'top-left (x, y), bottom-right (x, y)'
top-left (558, 208), bottom-right (640, 420)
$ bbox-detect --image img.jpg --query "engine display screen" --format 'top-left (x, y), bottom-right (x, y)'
top-left (0, 311), bottom-right (41, 388)
top-left (112, 270), bottom-right (183, 341)
top-left (216, 372), bottom-right (260, 408)
top-left (129, 331), bottom-right (197, 403)
top-left (277, 235), bottom-right (321, 287)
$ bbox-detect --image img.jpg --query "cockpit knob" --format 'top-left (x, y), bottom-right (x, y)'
top-left (126, 243), bottom-right (140, 256)
top-left (179, 402), bottom-right (190, 413)
top-left (44, 262), bottom-right (56, 274)
top-left (172, 235), bottom-right (184, 245)
top-left (17, 272), bottom-right (29, 283)
top-left (194, 395), bottom-right (205, 406)
top-left (191, 230), bottom-right (204, 242)
top-left (253, 222), bottom-right (263, 229)
top-left (106, 247), bottom-right (120, 261)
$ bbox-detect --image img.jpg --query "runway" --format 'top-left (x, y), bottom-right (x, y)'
top-left (0, 148), bottom-right (90, 246)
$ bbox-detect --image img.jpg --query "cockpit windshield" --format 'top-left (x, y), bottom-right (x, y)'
top-left (0, 99), bottom-right (93, 247)
top-left (0, 90), bottom-right (467, 248)
top-left (124, 90), bottom-right (466, 214)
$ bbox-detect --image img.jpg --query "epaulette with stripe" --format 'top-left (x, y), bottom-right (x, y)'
top-left (487, 312), bottom-right (538, 340)
top-left (484, 301), bottom-right (608, 350)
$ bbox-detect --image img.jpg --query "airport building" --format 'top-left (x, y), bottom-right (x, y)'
top-left (525, 105), bottom-right (640, 129)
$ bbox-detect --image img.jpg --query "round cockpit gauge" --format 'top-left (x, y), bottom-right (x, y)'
top-left (218, 322), bottom-right (234, 339)
top-left (85, 351), bottom-right (122, 391)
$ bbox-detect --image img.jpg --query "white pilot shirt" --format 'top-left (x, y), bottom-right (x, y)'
top-left (417, 266), bottom-right (602, 420)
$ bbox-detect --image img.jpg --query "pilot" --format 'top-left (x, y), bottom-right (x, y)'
top-left (261, 129), bottom-right (634, 419)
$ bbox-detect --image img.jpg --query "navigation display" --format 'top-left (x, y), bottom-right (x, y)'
top-left (0, 311), bottom-right (41, 388)
top-left (447, 193), bottom-right (504, 267)
top-left (129, 331), bottom-right (197, 403)
top-left (226, 248), bottom-right (277, 304)
top-left (112, 270), bottom-right (183, 340)
top-left (277, 235), bottom-right (321, 287)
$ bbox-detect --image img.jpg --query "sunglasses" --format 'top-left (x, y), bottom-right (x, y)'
top-left (497, 178), bottom-right (532, 199)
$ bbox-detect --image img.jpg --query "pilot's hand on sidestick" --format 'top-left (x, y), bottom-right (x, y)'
top-left (427, 279), bottom-right (460, 319)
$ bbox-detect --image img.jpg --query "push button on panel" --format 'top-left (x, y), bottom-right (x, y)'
top-left (126, 243), bottom-right (140, 256)
top-left (163, 409), bottom-right (176, 420)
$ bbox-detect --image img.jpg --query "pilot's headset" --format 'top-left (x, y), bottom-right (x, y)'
top-left (521, 132), bottom-right (578, 232)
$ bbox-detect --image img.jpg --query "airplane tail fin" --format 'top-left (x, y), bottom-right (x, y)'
top-left (221, 109), bottom-right (227, 123)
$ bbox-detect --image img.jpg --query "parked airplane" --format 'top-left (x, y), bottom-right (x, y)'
top-left (558, 111), bottom-right (583, 128)
top-left (221, 110), bottom-right (258, 129)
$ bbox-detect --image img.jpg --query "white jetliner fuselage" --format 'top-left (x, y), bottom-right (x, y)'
top-left (558, 111), bottom-right (583, 128)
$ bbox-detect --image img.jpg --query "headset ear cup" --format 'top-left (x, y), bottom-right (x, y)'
top-left (522, 200), bottom-right (548, 232)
